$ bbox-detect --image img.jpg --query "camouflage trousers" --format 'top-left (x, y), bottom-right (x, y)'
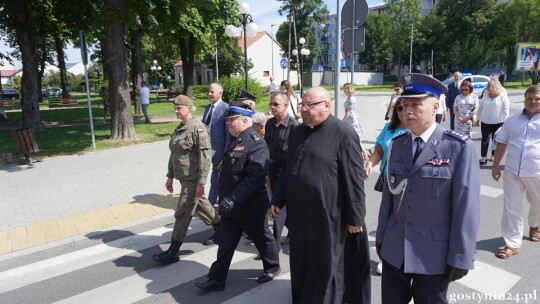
top-left (172, 180), bottom-right (219, 243)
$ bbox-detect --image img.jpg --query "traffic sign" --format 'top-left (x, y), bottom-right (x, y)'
top-left (343, 27), bottom-right (365, 53)
top-left (342, 0), bottom-right (369, 28)
top-left (318, 65), bottom-right (324, 73)
top-left (280, 58), bottom-right (288, 69)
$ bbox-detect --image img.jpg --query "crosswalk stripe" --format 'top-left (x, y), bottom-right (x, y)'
top-left (457, 260), bottom-right (521, 295)
top-left (54, 243), bottom-right (256, 303)
top-left (221, 272), bottom-right (292, 304)
top-left (480, 185), bottom-right (504, 198)
top-left (0, 221), bottom-right (207, 294)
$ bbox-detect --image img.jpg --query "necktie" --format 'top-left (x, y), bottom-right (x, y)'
top-left (206, 105), bottom-right (214, 125)
top-left (413, 137), bottom-right (423, 163)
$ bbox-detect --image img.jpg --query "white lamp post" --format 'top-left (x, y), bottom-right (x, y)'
top-left (225, 2), bottom-right (258, 91)
top-left (298, 37), bottom-right (310, 97)
top-left (151, 60), bottom-right (161, 100)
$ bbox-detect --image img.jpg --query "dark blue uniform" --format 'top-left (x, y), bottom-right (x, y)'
top-left (206, 127), bottom-right (280, 282)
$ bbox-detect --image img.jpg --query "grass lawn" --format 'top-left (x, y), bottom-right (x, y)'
top-left (0, 94), bottom-right (272, 160)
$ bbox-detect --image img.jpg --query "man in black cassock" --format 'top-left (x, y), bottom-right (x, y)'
top-left (270, 87), bottom-right (370, 304)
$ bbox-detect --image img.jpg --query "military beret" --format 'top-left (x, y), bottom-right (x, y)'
top-left (173, 95), bottom-right (193, 107)
top-left (226, 100), bottom-right (253, 118)
top-left (398, 73), bottom-right (448, 99)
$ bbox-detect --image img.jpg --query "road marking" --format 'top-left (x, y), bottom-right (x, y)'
top-left (457, 260), bottom-right (521, 295)
top-left (0, 221), bottom-right (207, 294)
top-left (480, 185), bottom-right (504, 198)
top-left (222, 272), bottom-right (292, 304)
top-left (54, 244), bottom-right (256, 303)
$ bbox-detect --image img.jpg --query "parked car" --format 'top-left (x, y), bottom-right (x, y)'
top-left (2, 88), bottom-right (20, 100)
top-left (41, 88), bottom-right (49, 97)
top-left (48, 87), bottom-right (62, 97)
top-left (442, 74), bottom-right (490, 95)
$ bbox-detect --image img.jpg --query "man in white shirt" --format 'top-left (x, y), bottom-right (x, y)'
top-left (269, 77), bottom-right (278, 94)
top-left (139, 81), bottom-right (151, 123)
top-left (492, 84), bottom-right (540, 259)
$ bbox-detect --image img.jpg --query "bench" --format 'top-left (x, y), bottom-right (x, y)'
top-left (155, 90), bottom-right (176, 101)
top-left (2, 99), bottom-right (16, 110)
top-left (48, 98), bottom-right (78, 107)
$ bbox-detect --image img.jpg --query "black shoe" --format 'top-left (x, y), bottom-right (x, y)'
top-left (479, 160), bottom-right (487, 165)
top-left (253, 254), bottom-right (262, 261)
top-left (195, 279), bottom-right (226, 291)
top-left (203, 223), bottom-right (220, 246)
top-left (152, 250), bottom-right (180, 264)
top-left (257, 268), bottom-right (281, 283)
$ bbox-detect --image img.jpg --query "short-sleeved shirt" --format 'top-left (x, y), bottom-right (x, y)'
top-left (140, 87), bottom-right (150, 105)
top-left (495, 110), bottom-right (540, 177)
top-left (374, 122), bottom-right (408, 176)
top-left (344, 96), bottom-right (360, 126)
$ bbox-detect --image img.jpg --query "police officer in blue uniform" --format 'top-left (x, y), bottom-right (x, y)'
top-left (196, 100), bottom-right (280, 292)
top-left (376, 73), bottom-right (481, 303)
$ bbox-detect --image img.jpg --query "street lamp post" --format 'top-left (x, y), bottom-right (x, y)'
top-left (294, 37), bottom-right (310, 97)
top-left (271, 24), bottom-right (277, 79)
top-left (225, 2), bottom-right (258, 91)
top-left (151, 60), bottom-right (161, 100)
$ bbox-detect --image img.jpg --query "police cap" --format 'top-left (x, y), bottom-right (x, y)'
top-left (238, 90), bottom-right (257, 101)
top-left (398, 73), bottom-right (448, 99)
top-left (226, 100), bottom-right (253, 118)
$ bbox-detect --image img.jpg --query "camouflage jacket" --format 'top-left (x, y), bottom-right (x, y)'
top-left (167, 118), bottom-right (211, 184)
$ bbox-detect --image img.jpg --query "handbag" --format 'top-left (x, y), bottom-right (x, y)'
top-left (374, 174), bottom-right (384, 192)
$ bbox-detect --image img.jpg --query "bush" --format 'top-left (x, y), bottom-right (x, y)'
top-left (219, 75), bottom-right (264, 103)
top-left (192, 85), bottom-right (209, 100)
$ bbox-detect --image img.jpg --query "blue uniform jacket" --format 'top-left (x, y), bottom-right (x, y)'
top-left (376, 125), bottom-right (480, 274)
top-left (218, 128), bottom-right (270, 217)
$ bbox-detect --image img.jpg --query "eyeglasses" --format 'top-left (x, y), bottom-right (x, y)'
top-left (299, 101), bottom-right (326, 109)
top-left (394, 88), bottom-right (401, 91)
top-left (461, 88), bottom-right (470, 92)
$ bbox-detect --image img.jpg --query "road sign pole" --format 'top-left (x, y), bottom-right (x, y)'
top-left (335, 0), bottom-right (341, 116)
top-left (351, 0), bottom-right (355, 84)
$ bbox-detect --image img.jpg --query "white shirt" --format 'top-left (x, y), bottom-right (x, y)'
top-left (140, 87), bottom-right (150, 105)
top-left (477, 93), bottom-right (510, 124)
top-left (287, 95), bottom-right (299, 118)
top-left (269, 82), bottom-right (278, 94)
top-left (495, 110), bottom-right (540, 177)
top-left (411, 122), bottom-right (437, 155)
top-left (436, 94), bottom-right (446, 115)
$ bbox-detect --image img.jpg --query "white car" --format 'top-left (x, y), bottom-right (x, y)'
top-left (442, 74), bottom-right (491, 96)
top-left (48, 87), bottom-right (62, 97)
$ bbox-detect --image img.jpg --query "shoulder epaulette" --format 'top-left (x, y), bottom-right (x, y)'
top-left (445, 130), bottom-right (470, 142)
top-left (391, 131), bottom-right (410, 141)
top-left (250, 132), bottom-right (260, 141)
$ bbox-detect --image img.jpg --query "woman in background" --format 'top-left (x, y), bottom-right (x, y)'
top-left (453, 80), bottom-right (478, 137)
top-left (342, 83), bottom-right (368, 158)
top-left (280, 80), bottom-right (300, 119)
top-left (476, 77), bottom-right (509, 165)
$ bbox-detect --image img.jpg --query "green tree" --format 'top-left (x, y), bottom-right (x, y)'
top-left (361, 12), bottom-right (393, 71)
top-left (201, 39), bottom-right (249, 78)
top-left (276, 0), bottom-right (329, 73)
top-left (385, 0), bottom-right (422, 77)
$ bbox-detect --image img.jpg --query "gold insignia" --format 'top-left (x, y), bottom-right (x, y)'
top-left (404, 74), bottom-right (413, 85)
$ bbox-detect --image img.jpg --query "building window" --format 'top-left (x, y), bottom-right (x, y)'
top-left (263, 71), bottom-right (270, 77)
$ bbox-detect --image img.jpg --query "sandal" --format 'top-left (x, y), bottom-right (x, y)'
top-left (530, 226), bottom-right (540, 242)
top-left (495, 247), bottom-right (519, 259)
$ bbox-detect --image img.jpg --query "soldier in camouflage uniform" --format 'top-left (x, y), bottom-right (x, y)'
top-left (153, 95), bottom-right (220, 264)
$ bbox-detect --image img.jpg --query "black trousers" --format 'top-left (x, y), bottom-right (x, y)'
top-left (381, 260), bottom-right (449, 304)
top-left (343, 230), bottom-right (371, 304)
top-left (449, 111), bottom-right (455, 130)
top-left (480, 122), bottom-right (503, 157)
top-left (435, 114), bottom-right (443, 124)
top-left (208, 213), bottom-right (280, 281)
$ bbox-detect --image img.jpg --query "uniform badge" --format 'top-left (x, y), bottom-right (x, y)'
top-left (197, 128), bottom-right (204, 133)
top-left (233, 146), bottom-right (244, 151)
top-left (390, 175), bottom-right (395, 183)
top-left (428, 158), bottom-right (450, 166)
top-left (404, 74), bottom-right (413, 85)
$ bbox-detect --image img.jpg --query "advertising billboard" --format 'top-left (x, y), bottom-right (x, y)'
top-left (516, 42), bottom-right (540, 71)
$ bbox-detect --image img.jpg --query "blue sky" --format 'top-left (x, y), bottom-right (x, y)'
top-left (0, 0), bottom-right (385, 68)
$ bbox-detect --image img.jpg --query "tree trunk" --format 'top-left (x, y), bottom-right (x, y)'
top-left (14, 0), bottom-right (43, 131)
top-left (179, 36), bottom-right (196, 98)
top-left (103, 0), bottom-right (136, 141)
top-left (54, 36), bottom-right (70, 99)
top-left (292, 8), bottom-right (301, 91)
top-left (130, 29), bottom-right (144, 115)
